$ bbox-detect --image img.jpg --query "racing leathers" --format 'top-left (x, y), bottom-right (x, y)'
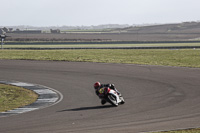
top-left (95, 84), bottom-right (121, 105)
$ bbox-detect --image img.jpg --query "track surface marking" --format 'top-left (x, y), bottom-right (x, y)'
top-left (0, 81), bottom-right (62, 117)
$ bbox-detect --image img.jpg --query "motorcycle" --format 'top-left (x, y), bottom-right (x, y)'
top-left (99, 87), bottom-right (125, 107)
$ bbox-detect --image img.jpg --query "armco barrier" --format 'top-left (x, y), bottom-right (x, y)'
top-left (3, 46), bottom-right (200, 50)
top-left (5, 41), bottom-right (200, 45)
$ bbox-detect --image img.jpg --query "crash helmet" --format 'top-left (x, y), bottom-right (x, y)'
top-left (94, 82), bottom-right (101, 90)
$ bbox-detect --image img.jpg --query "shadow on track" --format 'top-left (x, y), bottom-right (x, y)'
top-left (58, 105), bottom-right (114, 112)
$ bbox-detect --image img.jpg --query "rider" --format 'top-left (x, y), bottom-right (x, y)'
top-left (93, 82), bottom-right (122, 105)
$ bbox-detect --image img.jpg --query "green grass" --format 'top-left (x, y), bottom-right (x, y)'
top-left (0, 49), bottom-right (200, 68)
top-left (152, 128), bottom-right (200, 133)
top-left (0, 84), bottom-right (38, 112)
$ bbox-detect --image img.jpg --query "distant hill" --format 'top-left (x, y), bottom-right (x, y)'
top-left (3, 22), bottom-right (200, 42)
top-left (116, 22), bottom-right (200, 34)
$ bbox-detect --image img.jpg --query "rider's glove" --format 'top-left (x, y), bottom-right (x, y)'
top-left (110, 84), bottom-right (115, 89)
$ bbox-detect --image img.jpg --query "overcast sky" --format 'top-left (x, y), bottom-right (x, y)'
top-left (1, 0), bottom-right (200, 26)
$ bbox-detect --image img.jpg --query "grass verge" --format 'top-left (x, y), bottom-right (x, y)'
top-left (152, 128), bottom-right (200, 133)
top-left (0, 49), bottom-right (200, 68)
top-left (0, 84), bottom-right (38, 112)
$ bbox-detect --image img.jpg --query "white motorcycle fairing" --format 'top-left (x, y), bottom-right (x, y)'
top-left (105, 88), bottom-right (125, 107)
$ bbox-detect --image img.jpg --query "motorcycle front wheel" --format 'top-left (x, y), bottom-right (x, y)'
top-left (107, 94), bottom-right (118, 107)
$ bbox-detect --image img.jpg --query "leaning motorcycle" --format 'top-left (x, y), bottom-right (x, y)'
top-left (98, 87), bottom-right (125, 107)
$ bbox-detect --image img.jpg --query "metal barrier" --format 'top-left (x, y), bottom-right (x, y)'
top-left (3, 46), bottom-right (200, 50)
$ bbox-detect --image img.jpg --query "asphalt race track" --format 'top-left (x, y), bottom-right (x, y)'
top-left (0, 60), bottom-right (200, 133)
